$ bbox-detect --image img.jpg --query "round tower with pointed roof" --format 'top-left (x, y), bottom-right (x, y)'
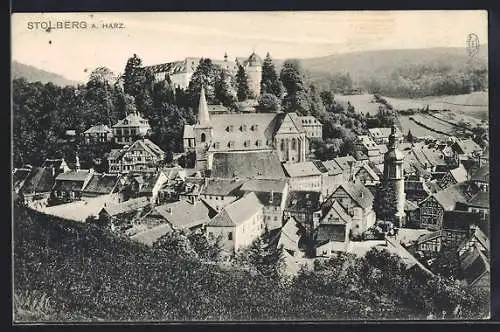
top-left (246, 52), bottom-right (263, 98)
top-left (383, 124), bottom-right (406, 225)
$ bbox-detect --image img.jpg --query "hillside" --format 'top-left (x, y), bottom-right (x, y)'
top-left (274, 46), bottom-right (488, 94)
top-left (12, 61), bottom-right (81, 87)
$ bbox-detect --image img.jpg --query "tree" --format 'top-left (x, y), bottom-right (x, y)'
top-left (407, 129), bottom-right (415, 144)
top-left (235, 64), bottom-right (250, 102)
top-left (373, 180), bottom-right (398, 221)
top-left (187, 58), bottom-right (220, 107)
top-left (260, 52), bottom-right (282, 98)
top-left (257, 93), bottom-right (281, 112)
top-left (152, 230), bottom-right (198, 259)
top-left (280, 60), bottom-right (312, 114)
top-left (214, 69), bottom-right (236, 108)
top-left (123, 54), bottom-right (144, 98)
top-left (188, 231), bottom-right (223, 262)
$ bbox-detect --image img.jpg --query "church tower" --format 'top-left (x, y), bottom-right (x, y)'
top-left (383, 124), bottom-right (406, 226)
top-left (193, 87), bottom-right (213, 172)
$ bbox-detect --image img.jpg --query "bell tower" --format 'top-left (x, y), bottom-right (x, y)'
top-left (193, 87), bottom-right (213, 172)
top-left (383, 125), bottom-right (406, 226)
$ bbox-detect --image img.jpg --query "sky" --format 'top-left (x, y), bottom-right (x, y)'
top-left (12, 11), bottom-right (488, 82)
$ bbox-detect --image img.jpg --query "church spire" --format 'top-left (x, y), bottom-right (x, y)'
top-left (197, 86), bottom-right (210, 126)
top-left (388, 124), bottom-right (398, 150)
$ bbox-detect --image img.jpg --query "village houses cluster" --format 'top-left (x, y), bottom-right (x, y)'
top-left (13, 53), bottom-right (489, 287)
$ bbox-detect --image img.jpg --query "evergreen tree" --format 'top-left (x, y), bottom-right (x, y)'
top-left (373, 180), bottom-right (398, 221)
top-left (260, 52), bottom-right (282, 98)
top-left (235, 64), bottom-right (250, 102)
top-left (257, 93), bottom-right (281, 113)
top-left (214, 69), bottom-right (236, 108)
top-left (123, 54), bottom-right (144, 98)
top-left (187, 58), bottom-right (220, 107)
top-left (407, 130), bottom-right (415, 144)
top-left (279, 60), bottom-right (312, 114)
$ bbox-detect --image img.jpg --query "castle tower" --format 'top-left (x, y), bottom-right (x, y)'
top-left (383, 125), bottom-right (406, 226)
top-left (246, 52), bottom-right (263, 98)
top-left (193, 87), bottom-right (213, 172)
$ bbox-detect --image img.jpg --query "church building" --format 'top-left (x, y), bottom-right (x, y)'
top-left (183, 87), bottom-right (318, 175)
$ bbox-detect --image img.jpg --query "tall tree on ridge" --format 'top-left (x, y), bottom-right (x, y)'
top-left (235, 64), bottom-right (250, 102)
top-left (260, 52), bottom-right (282, 98)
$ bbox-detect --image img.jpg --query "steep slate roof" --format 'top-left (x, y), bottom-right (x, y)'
top-left (21, 167), bottom-right (55, 194)
top-left (240, 178), bottom-right (288, 193)
top-left (354, 163), bottom-right (379, 181)
top-left (133, 139), bottom-right (165, 158)
top-left (431, 184), bottom-right (468, 211)
top-left (144, 60), bottom-right (191, 75)
top-left (278, 217), bottom-right (301, 251)
top-left (287, 113), bottom-right (305, 132)
top-left (460, 244), bottom-right (490, 286)
top-left (84, 124), bottom-right (112, 134)
top-left (208, 192), bottom-right (263, 227)
top-left (112, 113), bottom-right (150, 128)
top-left (155, 200), bottom-right (214, 229)
top-left (443, 211), bottom-right (481, 230)
top-left (331, 181), bottom-right (374, 210)
top-left (211, 151), bottom-right (286, 179)
top-left (321, 160), bottom-right (343, 175)
top-left (299, 116), bottom-right (322, 126)
top-left (467, 191), bottom-right (489, 209)
top-left (183, 125), bottom-right (194, 139)
top-left (55, 170), bottom-right (92, 182)
top-left (470, 165), bottom-right (489, 182)
top-left (450, 166), bottom-right (468, 183)
top-left (320, 200), bottom-right (352, 225)
top-left (130, 223), bottom-right (173, 246)
top-left (101, 197), bottom-right (149, 216)
top-left (454, 139), bottom-right (481, 155)
top-left (201, 178), bottom-right (245, 196)
top-left (82, 173), bottom-right (121, 195)
top-left (283, 161), bottom-right (322, 177)
top-left (334, 155), bottom-right (356, 171)
top-left (285, 191), bottom-right (322, 211)
top-left (209, 113), bottom-right (279, 152)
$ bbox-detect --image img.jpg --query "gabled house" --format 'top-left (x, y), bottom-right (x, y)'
top-left (459, 244), bottom-right (490, 289)
top-left (200, 178), bottom-right (245, 212)
top-left (436, 164), bottom-right (469, 190)
top-left (283, 161), bottom-right (322, 192)
top-left (112, 112), bottom-right (151, 145)
top-left (299, 116), bottom-right (323, 139)
top-left (353, 163), bottom-right (380, 187)
top-left (470, 165), bottom-right (489, 192)
top-left (19, 166), bottom-right (58, 208)
top-left (323, 181), bottom-right (375, 238)
top-left (277, 216), bottom-right (303, 258)
top-left (417, 184), bottom-right (469, 230)
top-left (240, 178), bottom-right (290, 230)
top-left (451, 139), bottom-right (482, 161)
top-left (319, 160), bottom-right (345, 196)
top-left (52, 169), bottom-right (95, 202)
top-left (83, 124), bottom-right (113, 144)
top-left (81, 173), bottom-right (122, 198)
top-left (108, 138), bottom-right (165, 174)
top-left (154, 199), bottom-right (216, 231)
top-left (206, 192), bottom-right (265, 254)
top-left (466, 191), bottom-right (489, 223)
top-left (315, 200), bottom-right (352, 257)
top-left (98, 196), bottom-right (150, 222)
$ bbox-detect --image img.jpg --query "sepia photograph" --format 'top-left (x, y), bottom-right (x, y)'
top-left (11, 10), bottom-right (490, 322)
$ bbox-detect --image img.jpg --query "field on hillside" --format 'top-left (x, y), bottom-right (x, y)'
top-left (384, 92), bottom-right (489, 121)
top-left (397, 115), bottom-right (450, 141)
top-left (334, 94), bottom-right (382, 115)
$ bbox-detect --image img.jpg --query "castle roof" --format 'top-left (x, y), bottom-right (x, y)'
top-left (246, 52), bottom-right (262, 66)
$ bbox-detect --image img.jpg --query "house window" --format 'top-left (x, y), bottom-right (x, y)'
top-left (214, 142), bottom-right (220, 149)
top-left (201, 133), bottom-right (206, 142)
top-left (228, 232), bottom-right (233, 240)
top-left (241, 124), bottom-right (247, 132)
top-left (280, 139), bottom-right (285, 151)
top-left (256, 140), bottom-right (262, 147)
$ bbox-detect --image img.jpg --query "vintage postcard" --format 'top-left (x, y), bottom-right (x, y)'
top-left (11, 11), bottom-right (490, 322)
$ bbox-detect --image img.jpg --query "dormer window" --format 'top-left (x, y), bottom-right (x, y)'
top-left (123, 120), bottom-right (128, 125)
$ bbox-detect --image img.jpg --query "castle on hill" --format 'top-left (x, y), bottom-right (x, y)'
top-left (144, 52), bottom-right (263, 97)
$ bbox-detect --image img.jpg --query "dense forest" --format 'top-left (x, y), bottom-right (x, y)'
top-left (13, 202), bottom-right (489, 321)
top-left (13, 53), bottom-right (400, 169)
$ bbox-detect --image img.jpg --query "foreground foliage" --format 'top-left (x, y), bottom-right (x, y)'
top-left (13, 204), bottom-right (489, 322)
